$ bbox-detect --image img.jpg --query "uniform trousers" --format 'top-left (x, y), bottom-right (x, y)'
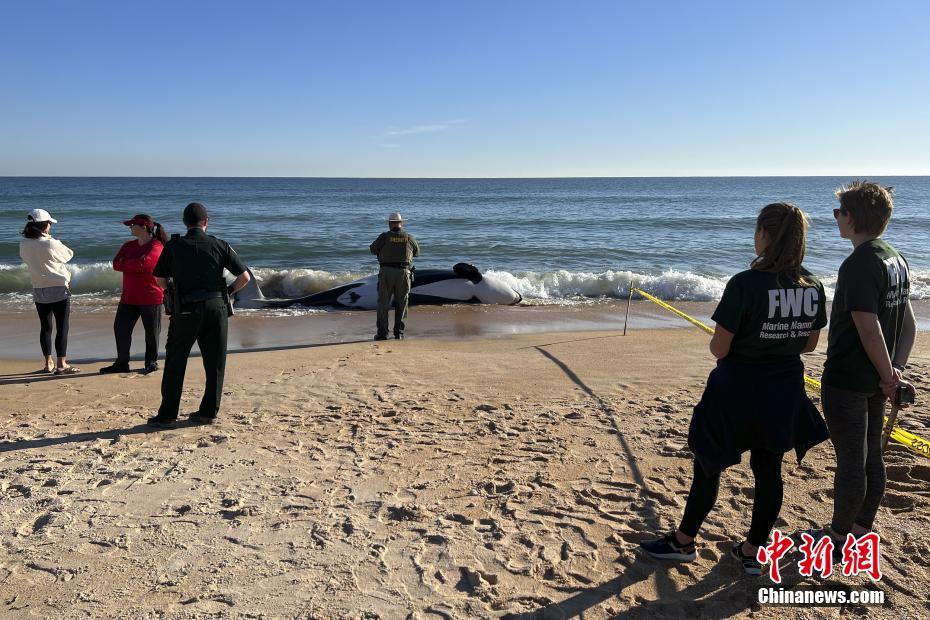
top-left (376, 266), bottom-right (411, 337)
top-left (157, 298), bottom-right (228, 420)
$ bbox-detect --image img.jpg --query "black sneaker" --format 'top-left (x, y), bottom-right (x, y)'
top-left (731, 542), bottom-right (763, 576)
top-left (394, 333), bottom-right (404, 340)
top-left (640, 532), bottom-right (697, 562)
top-left (374, 334), bottom-right (388, 341)
top-left (790, 528), bottom-right (845, 565)
top-left (140, 362), bottom-right (159, 375)
top-left (147, 416), bottom-right (177, 429)
top-left (189, 413), bottom-right (217, 425)
top-left (100, 363), bottom-right (131, 374)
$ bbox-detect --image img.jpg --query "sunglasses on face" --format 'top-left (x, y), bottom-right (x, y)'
top-left (833, 208), bottom-right (848, 219)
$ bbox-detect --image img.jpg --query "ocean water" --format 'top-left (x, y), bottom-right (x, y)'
top-left (1, 177), bottom-right (928, 310)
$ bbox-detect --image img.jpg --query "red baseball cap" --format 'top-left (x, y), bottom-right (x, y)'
top-left (123, 215), bottom-right (151, 227)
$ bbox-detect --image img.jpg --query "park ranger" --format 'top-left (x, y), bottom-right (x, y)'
top-left (147, 202), bottom-right (251, 428)
top-left (369, 212), bottom-right (420, 340)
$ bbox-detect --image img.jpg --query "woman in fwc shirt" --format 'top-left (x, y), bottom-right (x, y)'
top-left (640, 202), bottom-right (830, 576)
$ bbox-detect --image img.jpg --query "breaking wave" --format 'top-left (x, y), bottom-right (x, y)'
top-left (3, 263), bottom-right (930, 307)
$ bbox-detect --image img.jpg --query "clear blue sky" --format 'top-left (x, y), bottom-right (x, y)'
top-left (2, 0), bottom-right (928, 177)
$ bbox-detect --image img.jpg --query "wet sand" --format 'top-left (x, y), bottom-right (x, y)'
top-left (3, 299), bottom-right (930, 365)
top-left (0, 301), bottom-right (719, 364)
top-left (1, 321), bottom-right (929, 618)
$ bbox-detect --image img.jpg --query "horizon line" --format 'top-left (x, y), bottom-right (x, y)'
top-left (2, 174), bottom-right (928, 180)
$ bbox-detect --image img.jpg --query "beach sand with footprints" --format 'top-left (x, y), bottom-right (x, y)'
top-left (2, 326), bottom-right (929, 618)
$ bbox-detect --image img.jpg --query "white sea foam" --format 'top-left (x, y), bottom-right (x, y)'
top-left (2, 263), bottom-right (930, 308)
top-left (0, 262), bottom-right (122, 294)
top-left (486, 269), bottom-right (729, 302)
top-left (247, 267), bottom-right (367, 298)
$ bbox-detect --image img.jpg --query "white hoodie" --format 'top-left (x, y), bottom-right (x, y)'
top-left (19, 234), bottom-right (74, 288)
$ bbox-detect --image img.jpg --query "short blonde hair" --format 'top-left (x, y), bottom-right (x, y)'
top-left (835, 180), bottom-right (894, 236)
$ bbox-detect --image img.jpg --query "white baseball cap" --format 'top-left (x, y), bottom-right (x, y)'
top-left (387, 212), bottom-right (403, 222)
top-left (27, 208), bottom-right (58, 224)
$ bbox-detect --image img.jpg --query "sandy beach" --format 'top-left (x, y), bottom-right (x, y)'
top-left (2, 312), bottom-right (929, 618)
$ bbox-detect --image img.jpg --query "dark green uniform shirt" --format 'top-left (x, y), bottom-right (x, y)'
top-left (370, 229), bottom-right (420, 265)
top-left (822, 239), bottom-right (910, 393)
top-left (153, 228), bottom-right (247, 296)
top-left (712, 268), bottom-right (827, 361)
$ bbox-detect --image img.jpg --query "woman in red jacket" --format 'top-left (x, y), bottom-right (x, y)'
top-left (100, 214), bottom-right (168, 374)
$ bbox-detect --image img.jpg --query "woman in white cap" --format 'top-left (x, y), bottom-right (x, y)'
top-left (19, 209), bottom-right (79, 374)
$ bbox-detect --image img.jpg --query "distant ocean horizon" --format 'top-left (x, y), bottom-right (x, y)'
top-left (2, 176), bottom-right (929, 311)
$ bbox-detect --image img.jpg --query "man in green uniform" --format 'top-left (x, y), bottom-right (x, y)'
top-left (369, 212), bottom-right (420, 340)
top-left (148, 202), bottom-right (251, 428)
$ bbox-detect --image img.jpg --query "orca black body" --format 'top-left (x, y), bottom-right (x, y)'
top-left (233, 263), bottom-right (522, 310)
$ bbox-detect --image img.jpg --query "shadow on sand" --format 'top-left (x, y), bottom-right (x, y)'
top-left (0, 338), bottom-right (372, 387)
top-left (513, 345), bottom-right (761, 618)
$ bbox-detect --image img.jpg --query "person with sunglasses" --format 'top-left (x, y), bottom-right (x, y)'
top-left (799, 181), bottom-right (916, 555)
top-left (100, 214), bottom-right (168, 375)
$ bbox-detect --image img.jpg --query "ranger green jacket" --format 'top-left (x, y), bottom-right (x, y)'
top-left (370, 229), bottom-right (420, 265)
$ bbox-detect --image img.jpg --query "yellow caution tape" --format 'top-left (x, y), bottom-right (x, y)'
top-left (888, 426), bottom-right (930, 458)
top-left (804, 375), bottom-right (823, 393)
top-left (634, 288), bottom-right (715, 336)
top-left (632, 287), bottom-right (930, 460)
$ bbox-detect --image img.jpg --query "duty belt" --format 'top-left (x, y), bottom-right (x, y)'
top-left (181, 290), bottom-right (224, 304)
top-left (380, 262), bottom-right (410, 269)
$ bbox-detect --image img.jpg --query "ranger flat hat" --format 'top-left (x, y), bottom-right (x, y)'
top-left (387, 212), bottom-right (403, 222)
top-left (27, 208), bottom-right (58, 224)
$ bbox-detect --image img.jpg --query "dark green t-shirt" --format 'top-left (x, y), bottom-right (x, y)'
top-left (712, 268), bottom-right (827, 361)
top-left (153, 228), bottom-right (247, 296)
top-left (822, 239), bottom-right (910, 393)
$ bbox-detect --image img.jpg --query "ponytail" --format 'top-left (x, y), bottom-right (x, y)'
top-left (128, 213), bottom-right (168, 243)
top-left (152, 221), bottom-right (169, 244)
top-left (750, 202), bottom-right (812, 286)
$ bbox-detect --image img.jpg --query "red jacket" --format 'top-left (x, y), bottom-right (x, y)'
top-left (113, 239), bottom-right (164, 305)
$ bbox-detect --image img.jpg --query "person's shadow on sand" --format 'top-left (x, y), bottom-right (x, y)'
top-left (504, 550), bottom-right (764, 619)
top-left (0, 420), bottom-right (202, 454)
top-left (0, 369), bottom-right (103, 386)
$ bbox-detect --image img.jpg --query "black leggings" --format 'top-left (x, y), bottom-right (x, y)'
top-left (678, 449), bottom-right (784, 547)
top-left (35, 298), bottom-right (71, 358)
top-left (114, 303), bottom-right (162, 365)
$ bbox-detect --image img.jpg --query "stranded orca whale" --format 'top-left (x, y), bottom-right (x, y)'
top-left (233, 263), bottom-right (523, 310)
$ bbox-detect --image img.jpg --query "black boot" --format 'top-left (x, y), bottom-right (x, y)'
top-left (100, 362), bottom-right (131, 374)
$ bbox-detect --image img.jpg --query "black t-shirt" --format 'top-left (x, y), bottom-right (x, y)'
top-left (822, 239), bottom-right (910, 393)
top-left (712, 268), bottom-right (827, 361)
top-left (153, 228), bottom-right (247, 296)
